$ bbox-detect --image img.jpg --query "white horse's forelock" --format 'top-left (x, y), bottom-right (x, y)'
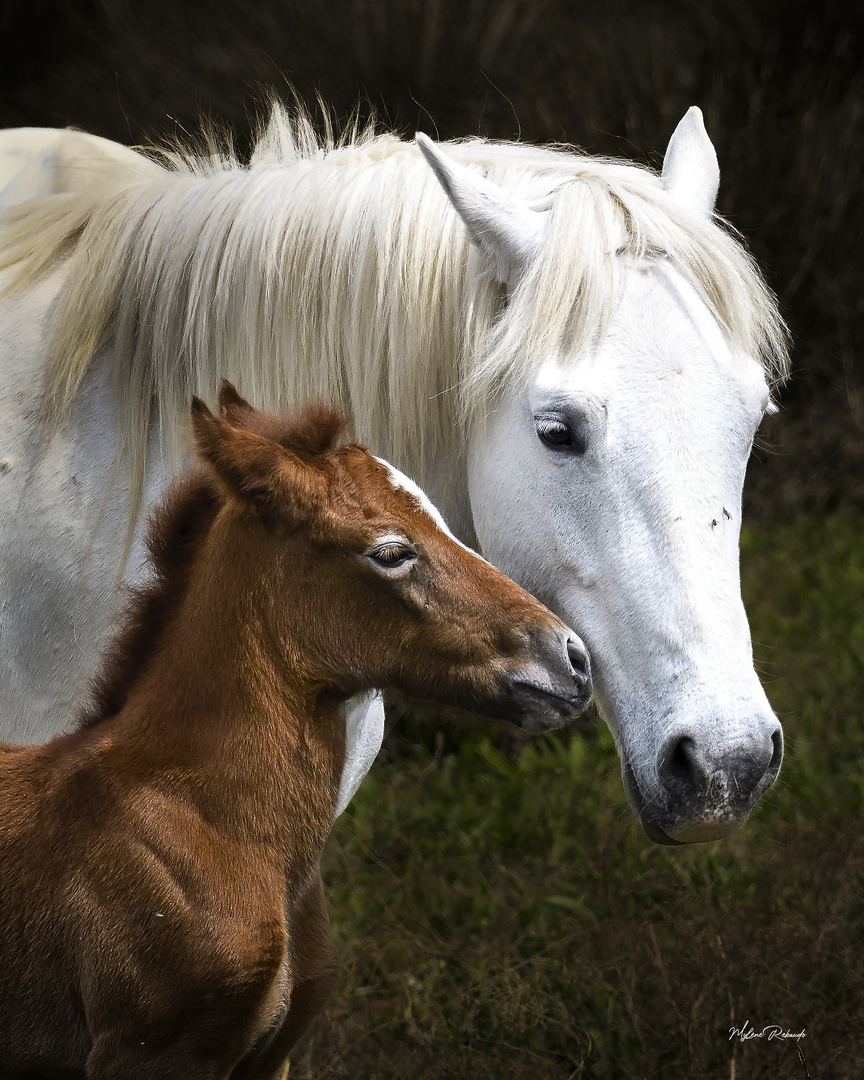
top-left (0, 103), bottom-right (788, 526)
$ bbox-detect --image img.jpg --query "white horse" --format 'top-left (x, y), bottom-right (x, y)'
top-left (0, 104), bottom-right (788, 844)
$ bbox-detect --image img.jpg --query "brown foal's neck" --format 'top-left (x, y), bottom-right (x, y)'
top-left (97, 512), bottom-right (347, 866)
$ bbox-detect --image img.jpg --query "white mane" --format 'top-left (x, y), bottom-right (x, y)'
top-left (0, 103), bottom-right (788, 518)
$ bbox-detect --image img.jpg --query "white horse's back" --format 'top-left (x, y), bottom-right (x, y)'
top-left (0, 127), bottom-right (151, 206)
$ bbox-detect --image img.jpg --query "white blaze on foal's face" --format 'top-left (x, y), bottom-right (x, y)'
top-left (335, 461), bottom-right (502, 822)
top-left (375, 457), bottom-right (489, 561)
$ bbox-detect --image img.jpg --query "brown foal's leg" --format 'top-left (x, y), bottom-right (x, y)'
top-left (234, 876), bottom-right (338, 1080)
top-left (86, 1037), bottom-right (225, 1080)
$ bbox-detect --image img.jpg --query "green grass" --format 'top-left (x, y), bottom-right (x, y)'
top-left (291, 507), bottom-right (864, 1079)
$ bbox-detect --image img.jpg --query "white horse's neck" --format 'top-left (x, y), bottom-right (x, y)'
top-left (334, 691), bottom-right (385, 819)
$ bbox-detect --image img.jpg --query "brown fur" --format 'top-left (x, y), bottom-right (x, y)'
top-left (84, 385), bottom-right (350, 730)
top-left (0, 383), bottom-right (585, 1079)
top-left (82, 470), bottom-right (222, 727)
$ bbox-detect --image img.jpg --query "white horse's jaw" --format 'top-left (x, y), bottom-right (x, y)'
top-left (467, 262), bottom-right (782, 844)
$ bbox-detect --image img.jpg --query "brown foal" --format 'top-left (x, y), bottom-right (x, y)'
top-left (0, 383), bottom-right (590, 1079)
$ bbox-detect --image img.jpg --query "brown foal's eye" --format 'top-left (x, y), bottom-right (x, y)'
top-left (365, 538), bottom-right (417, 571)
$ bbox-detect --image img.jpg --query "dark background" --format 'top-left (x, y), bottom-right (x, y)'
top-left (2, 4), bottom-right (862, 1078)
top-left (2, 0), bottom-right (863, 521)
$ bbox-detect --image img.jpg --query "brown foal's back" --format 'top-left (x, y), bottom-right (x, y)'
top-left (0, 382), bottom-right (590, 1079)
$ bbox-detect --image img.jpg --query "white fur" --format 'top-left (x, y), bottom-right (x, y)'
top-left (0, 128), bottom-right (153, 207)
top-left (335, 691), bottom-right (385, 819)
top-left (0, 108), bottom-right (789, 840)
top-left (661, 106), bottom-right (720, 217)
top-left (415, 132), bottom-right (545, 285)
top-left (0, 107), bottom-right (786, 533)
top-left (466, 260), bottom-right (780, 840)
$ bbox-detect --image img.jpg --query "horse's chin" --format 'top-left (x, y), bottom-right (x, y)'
top-left (621, 758), bottom-right (747, 846)
top-left (644, 816), bottom-right (744, 846)
top-left (662, 817), bottom-right (744, 843)
top-left (508, 681), bottom-right (588, 732)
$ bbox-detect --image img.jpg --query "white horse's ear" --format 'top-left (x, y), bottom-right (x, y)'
top-left (661, 106), bottom-right (719, 217)
top-left (416, 132), bottom-right (544, 285)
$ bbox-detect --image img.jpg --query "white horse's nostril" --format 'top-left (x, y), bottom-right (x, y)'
top-left (657, 727), bottom-right (781, 803)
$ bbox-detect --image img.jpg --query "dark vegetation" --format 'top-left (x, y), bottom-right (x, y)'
top-left (2, 2), bottom-right (862, 1076)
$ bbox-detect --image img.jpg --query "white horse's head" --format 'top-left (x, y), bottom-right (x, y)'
top-left (418, 109), bottom-right (784, 844)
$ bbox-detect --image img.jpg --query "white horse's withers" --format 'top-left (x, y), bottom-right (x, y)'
top-left (0, 105), bottom-right (788, 844)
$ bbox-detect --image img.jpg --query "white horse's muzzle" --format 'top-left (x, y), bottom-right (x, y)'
top-left (622, 716), bottom-right (784, 844)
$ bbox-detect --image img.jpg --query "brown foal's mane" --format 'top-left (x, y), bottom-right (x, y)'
top-left (80, 396), bottom-right (349, 729)
top-left (80, 467), bottom-right (222, 728)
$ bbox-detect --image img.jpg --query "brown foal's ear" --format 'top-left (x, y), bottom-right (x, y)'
top-left (218, 379), bottom-right (258, 426)
top-left (216, 380), bottom-right (348, 459)
top-left (191, 397), bottom-right (322, 523)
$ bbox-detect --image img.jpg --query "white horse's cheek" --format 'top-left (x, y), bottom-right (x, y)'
top-left (466, 412), bottom-right (559, 600)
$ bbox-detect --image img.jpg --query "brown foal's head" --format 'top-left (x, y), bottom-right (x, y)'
top-left (190, 382), bottom-right (591, 729)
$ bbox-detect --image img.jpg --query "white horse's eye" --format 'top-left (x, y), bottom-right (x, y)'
top-left (534, 413), bottom-right (586, 454)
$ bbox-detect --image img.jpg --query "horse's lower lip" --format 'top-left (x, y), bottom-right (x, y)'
top-left (510, 681), bottom-right (584, 714)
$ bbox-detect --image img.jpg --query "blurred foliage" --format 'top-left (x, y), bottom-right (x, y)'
top-left (1, 0), bottom-right (862, 516)
top-left (293, 508), bottom-right (864, 1078)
